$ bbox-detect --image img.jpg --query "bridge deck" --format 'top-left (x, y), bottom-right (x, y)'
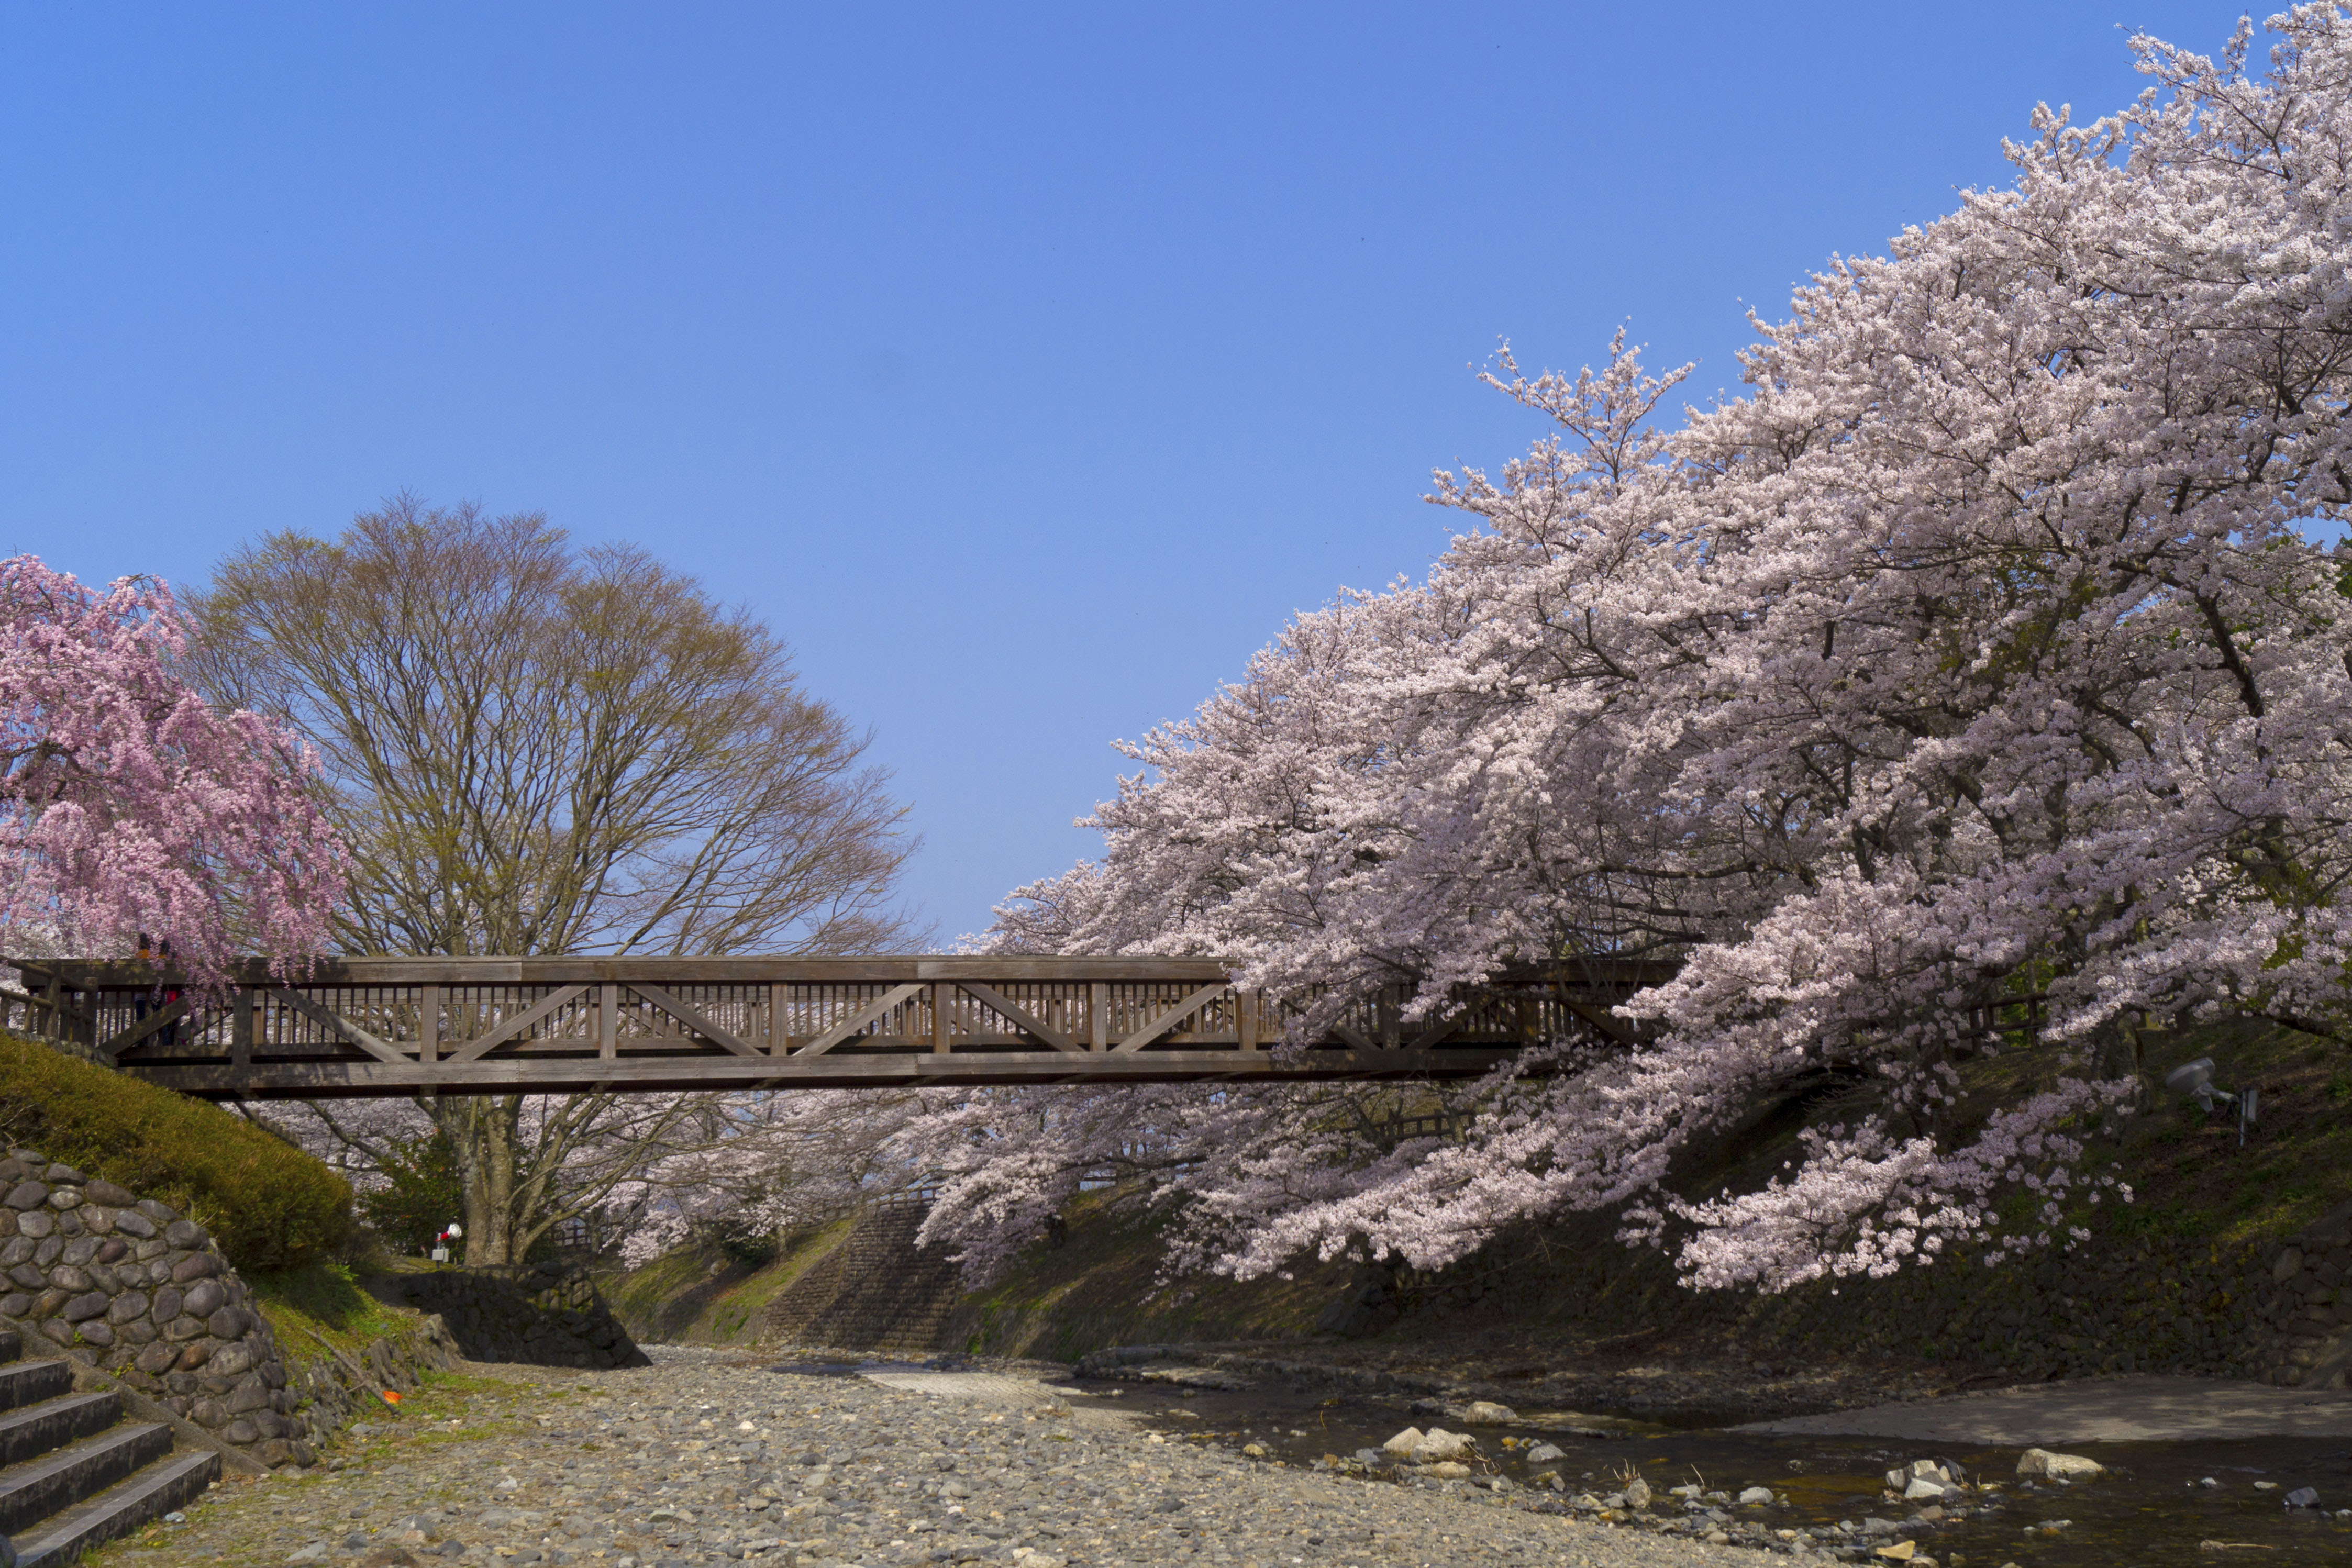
top-left (10, 955), bottom-right (1668, 1099)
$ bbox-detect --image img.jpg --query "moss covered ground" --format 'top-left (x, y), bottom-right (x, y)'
top-left (601, 1217), bottom-right (852, 1345)
top-left (0, 1028), bottom-right (352, 1269)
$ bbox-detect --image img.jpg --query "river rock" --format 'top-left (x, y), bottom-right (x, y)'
top-left (1411, 1428), bottom-right (1474, 1462)
top-left (2017, 1448), bottom-right (2104, 1480)
top-left (1381, 1426), bottom-right (1425, 1457)
top-left (1738, 1485), bottom-right (1774, 1504)
top-left (1460, 1400), bottom-right (1517, 1425)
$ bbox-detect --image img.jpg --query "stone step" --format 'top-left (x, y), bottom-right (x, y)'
top-left (0, 1330), bottom-right (22, 1367)
top-left (12, 1449), bottom-right (219, 1568)
top-left (0, 1421), bottom-right (173, 1537)
top-left (0, 1362), bottom-right (72, 1419)
top-left (0, 1394), bottom-right (120, 1469)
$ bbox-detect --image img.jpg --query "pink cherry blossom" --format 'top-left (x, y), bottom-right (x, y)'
top-left (890, 8), bottom-right (2352, 1294)
top-left (0, 555), bottom-right (346, 992)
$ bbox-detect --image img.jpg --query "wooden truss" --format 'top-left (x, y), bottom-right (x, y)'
top-left (17, 955), bottom-right (1672, 1100)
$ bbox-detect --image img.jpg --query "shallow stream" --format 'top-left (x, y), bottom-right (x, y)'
top-left (1082, 1376), bottom-right (2352, 1566)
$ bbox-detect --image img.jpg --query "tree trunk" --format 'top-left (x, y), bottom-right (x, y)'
top-left (437, 1096), bottom-right (527, 1266)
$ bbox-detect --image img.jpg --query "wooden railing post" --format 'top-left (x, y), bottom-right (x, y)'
top-left (930, 983), bottom-right (951, 1055)
top-left (419, 983), bottom-right (440, 1064)
top-left (230, 987), bottom-right (253, 1070)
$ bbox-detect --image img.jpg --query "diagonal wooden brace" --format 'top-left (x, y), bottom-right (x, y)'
top-left (796, 982), bottom-right (926, 1056)
top-left (269, 988), bottom-right (411, 1066)
top-left (96, 996), bottom-right (190, 1059)
top-left (953, 981), bottom-right (1085, 1053)
top-left (445, 985), bottom-right (589, 1064)
top-left (1404, 1010), bottom-right (1466, 1051)
top-left (1113, 983), bottom-right (1232, 1053)
top-left (629, 984), bottom-right (764, 1059)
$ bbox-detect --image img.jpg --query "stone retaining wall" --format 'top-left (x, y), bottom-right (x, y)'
top-left (284, 1311), bottom-right (462, 1451)
top-left (760, 1206), bottom-right (963, 1352)
top-left (2247, 1200), bottom-right (2352, 1387)
top-left (1338, 1207), bottom-right (2279, 1383)
top-left (0, 1146), bottom-right (307, 1468)
top-left (370, 1262), bottom-right (646, 1369)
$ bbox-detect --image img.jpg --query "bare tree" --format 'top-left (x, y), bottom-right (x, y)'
top-left (192, 495), bottom-right (925, 1263)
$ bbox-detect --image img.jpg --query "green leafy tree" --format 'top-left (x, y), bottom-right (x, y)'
top-left (356, 1130), bottom-right (465, 1256)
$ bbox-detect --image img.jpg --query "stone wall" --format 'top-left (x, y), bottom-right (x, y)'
top-left (760, 1205), bottom-right (963, 1352)
top-left (370, 1262), bottom-right (646, 1369)
top-left (1338, 1207), bottom-right (2280, 1383)
top-left (2246, 1200), bottom-right (2352, 1387)
top-left (0, 1146), bottom-right (310, 1468)
top-left (283, 1311), bottom-right (462, 1450)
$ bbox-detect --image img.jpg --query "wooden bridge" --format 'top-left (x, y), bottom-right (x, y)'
top-left (4, 955), bottom-right (1669, 1100)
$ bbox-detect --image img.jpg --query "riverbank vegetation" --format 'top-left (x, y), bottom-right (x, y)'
top-left (0, 1029), bottom-right (350, 1270)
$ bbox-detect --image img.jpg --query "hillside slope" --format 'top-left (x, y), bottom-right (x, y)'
top-left (607, 1017), bottom-right (2352, 1379)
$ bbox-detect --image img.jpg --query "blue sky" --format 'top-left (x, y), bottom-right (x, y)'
top-left (0, 2), bottom-right (2242, 943)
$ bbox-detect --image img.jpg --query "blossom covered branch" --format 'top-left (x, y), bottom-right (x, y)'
top-left (0, 557), bottom-right (346, 991)
top-left (897, 8), bottom-right (2352, 1293)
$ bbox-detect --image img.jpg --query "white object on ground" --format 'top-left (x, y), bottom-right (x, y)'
top-left (2017, 1448), bottom-right (2104, 1480)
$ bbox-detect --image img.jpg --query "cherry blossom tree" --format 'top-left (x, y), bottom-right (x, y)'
top-left (0, 556), bottom-right (345, 993)
top-left (598, 1090), bottom-right (934, 1268)
top-left (902, 7), bottom-right (2352, 1295)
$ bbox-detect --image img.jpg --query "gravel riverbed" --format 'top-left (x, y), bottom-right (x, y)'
top-left (88, 1345), bottom-right (1750, 1568)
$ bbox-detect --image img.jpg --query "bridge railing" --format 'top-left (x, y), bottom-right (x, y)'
top-left (8, 954), bottom-right (1675, 1099)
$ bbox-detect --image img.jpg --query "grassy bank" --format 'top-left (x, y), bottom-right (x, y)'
top-left (601, 1218), bottom-right (853, 1345)
top-left (247, 1262), bottom-right (409, 1365)
top-left (939, 1191), bottom-right (1353, 1361)
top-left (604, 1018), bottom-right (2352, 1373)
top-left (0, 1029), bottom-right (351, 1270)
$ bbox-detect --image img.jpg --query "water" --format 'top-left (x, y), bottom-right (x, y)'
top-left (1077, 1377), bottom-right (2352, 1565)
top-left (765, 1354), bottom-right (968, 1377)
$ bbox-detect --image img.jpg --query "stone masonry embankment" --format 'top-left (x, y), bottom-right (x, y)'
top-left (371, 1261), bottom-right (647, 1369)
top-left (760, 1204), bottom-right (963, 1352)
top-left (2247, 1198), bottom-right (2352, 1387)
top-left (1322, 1203), bottom-right (2283, 1384)
top-left (0, 1143), bottom-right (312, 1468)
top-left (0, 1141), bottom-right (482, 1474)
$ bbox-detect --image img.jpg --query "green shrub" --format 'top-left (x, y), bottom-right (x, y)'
top-left (354, 1130), bottom-right (462, 1255)
top-left (0, 1030), bottom-right (351, 1269)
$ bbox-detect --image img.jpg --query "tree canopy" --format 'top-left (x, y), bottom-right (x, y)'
top-left (197, 498), bottom-right (923, 1264)
top-left (900, 9), bottom-right (2352, 1293)
top-left (0, 555), bottom-right (344, 992)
